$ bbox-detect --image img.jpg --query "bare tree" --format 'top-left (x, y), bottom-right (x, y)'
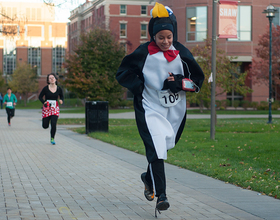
top-left (0, 4), bottom-right (26, 36)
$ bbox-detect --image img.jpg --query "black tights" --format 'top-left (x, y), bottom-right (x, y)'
top-left (146, 159), bottom-right (166, 197)
top-left (42, 115), bottom-right (58, 139)
top-left (6, 108), bottom-right (15, 123)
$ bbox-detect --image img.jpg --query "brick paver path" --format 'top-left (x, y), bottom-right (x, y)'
top-left (0, 110), bottom-right (279, 219)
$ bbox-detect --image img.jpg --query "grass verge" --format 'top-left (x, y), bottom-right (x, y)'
top-left (70, 118), bottom-right (280, 199)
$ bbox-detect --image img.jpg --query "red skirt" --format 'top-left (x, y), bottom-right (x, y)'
top-left (42, 101), bottom-right (60, 118)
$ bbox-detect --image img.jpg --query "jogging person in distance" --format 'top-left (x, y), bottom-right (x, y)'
top-left (3, 88), bottom-right (17, 126)
top-left (39, 73), bottom-right (64, 145)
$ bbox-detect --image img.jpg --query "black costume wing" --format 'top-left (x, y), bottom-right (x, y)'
top-left (116, 43), bottom-right (149, 96)
top-left (174, 42), bottom-right (205, 92)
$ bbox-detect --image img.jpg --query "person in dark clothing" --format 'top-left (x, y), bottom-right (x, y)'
top-left (116, 3), bottom-right (204, 217)
top-left (39, 73), bottom-right (64, 145)
top-left (0, 93), bottom-right (3, 109)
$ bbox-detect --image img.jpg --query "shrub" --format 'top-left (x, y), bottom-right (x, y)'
top-left (221, 99), bottom-right (229, 109)
top-left (233, 100), bottom-right (240, 109)
top-left (257, 101), bottom-right (269, 110)
top-left (203, 98), bottom-right (211, 109)
top-left (272, 100), bottom-right (280, 110)
top-left (215, 100), bottom-right (222, 109)
top-left (250, 101), bottom-right (258, 110)
top-left (226, 99), bottom-right (231, 107)
top-left (241, 100), bottom-right (250, 110)
top-left (115, 99), bottom-right (133, 109)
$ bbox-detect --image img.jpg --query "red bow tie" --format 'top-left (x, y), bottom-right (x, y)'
top-left (148, 41), bottom-right (179, 62)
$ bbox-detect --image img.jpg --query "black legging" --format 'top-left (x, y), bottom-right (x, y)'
top-left (146, 159), bottom-right (166, 197)
top-left (6, 108), bottom-right (15, 123)
top-left (42, 115), bottom-right (58, 139)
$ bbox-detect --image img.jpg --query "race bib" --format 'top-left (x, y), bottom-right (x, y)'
top-left (47, 100), bottom-right (57, 108)
top-left (157, 90), bottom-right (181, 107)
top-left (6, 102), bottom-right (13, 107)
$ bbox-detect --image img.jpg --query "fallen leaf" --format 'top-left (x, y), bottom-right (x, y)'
top-left (265, 168), bottom-right (271, 172)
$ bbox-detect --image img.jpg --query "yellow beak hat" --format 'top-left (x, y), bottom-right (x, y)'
top-left (151, 2), bottom-right (170, 18)
top-left (150, 3), bottom-right (174, 36)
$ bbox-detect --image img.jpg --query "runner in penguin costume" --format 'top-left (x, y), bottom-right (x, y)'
top-left (116, 2), bottom-right (204, 217)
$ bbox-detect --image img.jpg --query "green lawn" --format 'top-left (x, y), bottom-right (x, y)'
top-left (70, 118), bottom-right (280, 199)
top-left (188, 109), bottom-right (280, 114)
top-left (15, 99), bottom-right (280, 115)
top-left (59, 108), bottom-right (135, 114)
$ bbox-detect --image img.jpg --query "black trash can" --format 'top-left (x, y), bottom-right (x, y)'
top-left (85, 101), bottom-right (108, 133)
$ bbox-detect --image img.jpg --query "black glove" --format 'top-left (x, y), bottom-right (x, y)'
top-left (162, 73), bottom-right (184, 93)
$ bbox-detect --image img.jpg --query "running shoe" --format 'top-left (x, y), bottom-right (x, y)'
top-left (155, 193), bottom-right (170, 217)
top-left (8, 123), bottom-right (11, 126)
top-left (51, 138), bottom-right (56, 145)
top-left (141, 172), bottom-right (154, 201)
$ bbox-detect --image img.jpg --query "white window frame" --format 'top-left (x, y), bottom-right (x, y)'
top-left (186, 6), bottom-right (207, 42)
top-left (140, 22), bottom-right (148, 38)
top-left (228, 6), bottom-right (252, 42)
top-left (120, 5), bottom-right (126, 15)
top-left (272, 7), bottom-right (280, 27)
top-left (141, 5), bottom-right (147, 15)
top-left (120, 22), bottom-right (127, 38)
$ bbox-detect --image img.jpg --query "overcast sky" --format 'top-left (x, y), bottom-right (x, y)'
top-left (8, 0), bottom-right (86, 22)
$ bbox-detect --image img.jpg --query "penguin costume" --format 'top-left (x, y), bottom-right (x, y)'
top-left (116, 2), bottom-right (204, 216)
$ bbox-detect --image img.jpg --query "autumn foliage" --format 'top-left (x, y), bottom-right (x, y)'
top-left (249, 25), bottom-right (280, 97)
top-left (64, 28), bottom-right (126, 107)
top-left (8, 62), bottom-right (38, 106)
top-left (189, 37), bottom-right (252, 110)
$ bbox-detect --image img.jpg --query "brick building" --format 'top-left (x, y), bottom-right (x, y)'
top-left (159, 0), bottom-right (280, 103)
top-left (68, 0), bottom-right (154, 55)
top-left (0, 2), bottom-right (67, 94)
top-left (68, 0), bottom-right (280, 103)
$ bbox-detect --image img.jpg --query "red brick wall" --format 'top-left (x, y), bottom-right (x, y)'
top-left (16, 48), bottom-right (28, 63)
top-left (109, 4), bottom-right (153, 54)
top-left (41, 48), bottom-right (52, 76)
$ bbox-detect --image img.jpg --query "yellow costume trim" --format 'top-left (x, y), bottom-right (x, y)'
top-left (152, 2), bottom-right (169, 18)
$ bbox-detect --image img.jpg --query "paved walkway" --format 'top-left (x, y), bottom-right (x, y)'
top-left (0, 109), bottom-right (279, 220)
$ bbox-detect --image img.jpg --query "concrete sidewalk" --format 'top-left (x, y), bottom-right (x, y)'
top-left (0, 109), bottom-right (279, 220)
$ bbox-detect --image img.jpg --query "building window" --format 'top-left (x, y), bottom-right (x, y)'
top-left (186, 6), bottom-right (207, 42)
top-left (227, 64), bottom-right (246, 104)
top-left (228, 6), bottom-right (251, 41)
top-left (141, 6), bottom-right (147, 15)
top-left (3, 39), bottom-right (16, 75)
top-left (52, 46), bottom-right (65, 75)
top-left (272, 7), bottom-right (280, 26)
top-left (120, 5), bottom-right (126, 15)
top-left (120, 23), bottom-right (127, 38)
top-left (28, 47), bottom-right (41, 76)
top-left (141, 24), bottom-right (147, 38)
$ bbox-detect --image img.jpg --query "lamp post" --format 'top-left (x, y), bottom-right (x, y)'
top-left (263, 5), bottom-right (277, 124)
top-left (210, 0), bottom-right (218, 140)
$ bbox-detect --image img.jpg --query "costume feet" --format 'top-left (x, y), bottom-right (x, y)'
top-left (141, 172), bottom-right (154, 201)
top-left (155, 193), bottom-right (170, 218)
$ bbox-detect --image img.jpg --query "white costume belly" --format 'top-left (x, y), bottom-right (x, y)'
top-left (142, 49), bottom-right (186, 160)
